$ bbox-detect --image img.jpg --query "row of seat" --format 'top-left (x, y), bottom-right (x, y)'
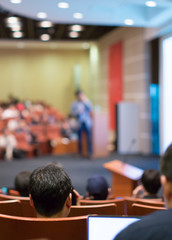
top-left (0, 193), bottom-right (166, 217)
top-left (0, 194), bottom-right (167, 240)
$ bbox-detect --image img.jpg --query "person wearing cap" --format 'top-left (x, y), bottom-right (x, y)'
top-left (71, 90), bottom-right (93, 158)
top-left (86, 175), bottom-right (109, 200)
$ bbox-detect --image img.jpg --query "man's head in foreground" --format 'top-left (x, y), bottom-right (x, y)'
top-left (114, 143), bottom-right (172, 240)
top-left (29, 163), bottom-right (72, 218)
top-left (160, 143), bottom-right (172, 208)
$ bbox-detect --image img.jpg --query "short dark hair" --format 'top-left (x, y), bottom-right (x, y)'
top-left (160, 143), bottom-right (172, 182)
top-left (29, 164), bottom-right (72, 217)
top-left (75, 89), bottom-right (82, 96)
top-left (15, 171), bottom-right (31, 197)
top-left (141, 169), bottom-right (161, 194)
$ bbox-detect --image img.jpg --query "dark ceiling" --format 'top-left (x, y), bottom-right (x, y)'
top-left (0, 6), bottom-right (116, 41)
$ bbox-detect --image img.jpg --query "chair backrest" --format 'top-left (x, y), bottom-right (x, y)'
top-left (46, 124), bottom-right (60, 140)
top-left (0, 200), bottom-right (22, 216)
top-left (8, 189), bottom-right (20, 196)
top-left (79, 198), bottom-right (125, 215)
top-left (0, 193), bottom-right (36, 217)
top-left (0, 188), bottom-right (20, 196)
top-left (68, 203), bottom-right (117, 217)
top-left (0, 214), bottom-right (87, 240)
top-left (131, 203), bottom-right (166, 216)
top-left (124, 197), bottom-right (165, 215)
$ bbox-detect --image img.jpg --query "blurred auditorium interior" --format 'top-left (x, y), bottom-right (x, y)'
top-left (0, 0), bottom-right (171, 197)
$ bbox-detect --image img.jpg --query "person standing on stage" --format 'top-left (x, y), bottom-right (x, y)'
top-left (71, 90), bottom-right (93, 158)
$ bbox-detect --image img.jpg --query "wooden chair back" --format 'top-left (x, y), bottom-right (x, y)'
top-left (124, 197), bottom-right (165, 215)
top-left (46, 124), bottom-right (60, 140)
top-left (0, 200), bottom-right (22, 216)
top-left (0, 193), bottom-right (36, 217)
top-left (79, 198), bottom-right (125, 215)
top-left (0, 214), bottom-right (87, 240)
top-left (8, 189), bottom-right (20, 196)
top-left (131, 203), bottom-right (166, 216)
top-left (68, 203), bottom-right (117, 217)
top-left (30, 125), bottom-right (47, 142)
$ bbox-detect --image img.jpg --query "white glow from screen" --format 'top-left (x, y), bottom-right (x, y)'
top-left (88, 217), bottom-right (140, 240)
top-left (161, 35), bottom-right (172, 153)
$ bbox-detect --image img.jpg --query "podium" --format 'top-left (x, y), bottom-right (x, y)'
top-left (92, 111), bottom-right (109, 157)
top-left (103, 160), bottom-right (143, 197)
top-left (81, 111), bottom-right (109, 158)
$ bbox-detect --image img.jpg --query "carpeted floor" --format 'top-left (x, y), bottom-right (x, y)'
top-left (0, 153), bottom-right (160, 196)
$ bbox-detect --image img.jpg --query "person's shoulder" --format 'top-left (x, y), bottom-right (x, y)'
top-left (71, 100), bottom-right (79, 108)
top-left (84, 99), bottom-right (93, 108)
top-left (115, 209), bottom-right (172, 240)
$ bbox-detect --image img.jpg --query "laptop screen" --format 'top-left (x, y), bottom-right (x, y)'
top-left (88, 216), bottom-right (140, 240)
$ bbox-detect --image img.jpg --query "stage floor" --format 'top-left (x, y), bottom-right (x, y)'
top-left (0, 153), bottom-right (160, 196)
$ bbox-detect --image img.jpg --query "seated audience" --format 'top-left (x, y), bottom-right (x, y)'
top-left (14, 171), bottom-right (32, 197)
top-left (0, 96), bottom-right (74, 159)
top-left (114, 143), bottom-right (172, 240)
top-left (15, 119), bottom-right (37, 144)
top-left (2, 104), bottom-right (19, 120)
top-left (60, 118), bottom-right (72, 139)
top-left (86, 175), bottom-right (109, 200)
top-left (0, 128), bottom-right (17, 160)
top-left (132, 169), bottom-right (161, 199)
top-left (29, 163), bottom-right (72, 218)
top-left (7, 116), bottom-right (20, 131)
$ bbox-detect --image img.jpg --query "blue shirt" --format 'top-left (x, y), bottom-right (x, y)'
top-left (71, 100), bottom-right (92, 128)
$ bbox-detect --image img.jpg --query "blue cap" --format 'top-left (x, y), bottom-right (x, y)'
top-left (86, 175), bottom-right (109, 200)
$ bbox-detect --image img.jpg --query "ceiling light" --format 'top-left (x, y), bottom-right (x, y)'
top-left (40, 34), bottom-right (50, 41)
top-left (69, 25), bottom-right (84, 32)
top-left (57, 2), bottom-right (69, 8)
top-left (38, 21), bottom-right (53, 28)
top-left (10, 0), bottom-right (22, 3)
top-left (73, 13), bottom-right (83, 19)
top-left (145, 1), bottom-right (157, 7)
top-left (8, 23), bottom-right (22, 29)
top-left (11, 26), bottom-right (22, 31)
top-left (69, 31), bottom-right (79, 38)
top-left (124, 19), bottom-right (134, 26)
top-left (6, 16), bottom-right (19, 24)
top-left (37, 12), bottom-right (47, 19)
top-left (5, 17), bottom-right (22, 28)
top-left (12, 31), bottom-right (23, 38)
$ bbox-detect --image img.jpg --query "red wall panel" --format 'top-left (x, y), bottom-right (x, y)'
top-left (108, 42), bottom-right (123, 130)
